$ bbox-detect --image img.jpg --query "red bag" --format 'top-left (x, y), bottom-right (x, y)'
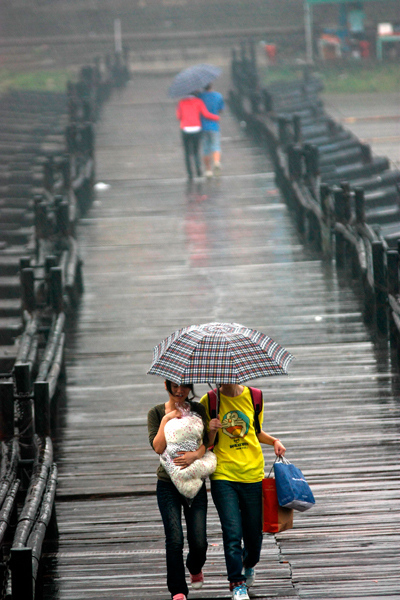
top-left (262, 477), bottom-right (293, 533)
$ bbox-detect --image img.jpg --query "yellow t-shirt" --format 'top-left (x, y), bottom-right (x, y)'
top-left (200, 387), bottom-right (264, 483)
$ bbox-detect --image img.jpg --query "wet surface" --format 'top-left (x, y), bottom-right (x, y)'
top-left (42, 74), bottom-right (400, 599)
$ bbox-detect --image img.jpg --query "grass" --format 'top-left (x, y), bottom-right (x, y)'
top-left (260, 61), bottom-right (400, 94)
top-left (0, 68), bottom-right (77, 94)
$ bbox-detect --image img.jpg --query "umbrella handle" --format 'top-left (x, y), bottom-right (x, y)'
top-left (208, 383), bottom-right (220, 419)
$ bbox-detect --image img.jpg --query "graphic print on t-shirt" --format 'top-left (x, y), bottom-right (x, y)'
top-left (221, 411), bottom-right (250, 439)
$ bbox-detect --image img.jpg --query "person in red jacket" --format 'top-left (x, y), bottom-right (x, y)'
top-left (176, 93), bottom-right (220, 180)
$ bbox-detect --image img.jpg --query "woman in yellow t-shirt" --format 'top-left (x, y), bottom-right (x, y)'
top-left (200, 384), bottom-right (286, 600)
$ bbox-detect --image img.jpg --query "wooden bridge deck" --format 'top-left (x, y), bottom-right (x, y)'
top-left (42, 74), bottom-right (400, 599)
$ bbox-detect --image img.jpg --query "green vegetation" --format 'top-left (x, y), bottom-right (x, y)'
top-left (260, 62), bottom-right (400, 93)
top-left (0, 68), bottom-right (77, 94)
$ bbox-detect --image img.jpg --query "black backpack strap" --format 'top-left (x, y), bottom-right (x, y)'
top-left (207, 388), bottom-right (218, 419)
top-left (248, 387), bottom-right (263, 434)
top-left (207, 388), bottom-right (219, 446)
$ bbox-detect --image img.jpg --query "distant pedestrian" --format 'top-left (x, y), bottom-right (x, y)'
top-left (200, 383), bottom-right (286, 600)
top-left (147, 380), bottom-right (210, 600)
top-left (176, 93), bottom-right (220, 180)
top-left (199, 83), bottom-right (224, 177)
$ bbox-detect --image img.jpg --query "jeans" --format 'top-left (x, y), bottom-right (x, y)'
top-left (157, 479), bottom-right (208, 597)
top-left (202, 130), bottom-right (221, 155)
top-left (211, 479), bottom-right (263, 585)
top-left (181, 130), bottom-right (202, 178)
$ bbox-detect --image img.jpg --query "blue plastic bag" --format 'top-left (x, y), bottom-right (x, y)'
top-left (273, 457), bottom-right (315, 512)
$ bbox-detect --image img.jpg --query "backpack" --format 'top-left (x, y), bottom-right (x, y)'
top-left (207, 387), bottom-right (263, 445)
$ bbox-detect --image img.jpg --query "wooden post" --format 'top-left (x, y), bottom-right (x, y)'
top-left (340, 182), bottom-right (352, 222)
top-left (387, 250), bottom-right (399, 297)
top-left (249, 91), bottom-right (259, 115)
top-left (19, 257), bottom-right (31, 272)
top-left (34, 200), bottom-right (47, 241)
top-left (262, 89), bottom-right (273, 113)
top-left (82, 99), bottom-right (92, 122)
top-left (11, 547), bottom-right (33, 600)
top-left (56, 201), bottom-right (70, 237)
top-left (34, 196), bottom-right (48, 262)
top-left (278, 117), bottom-right (290, 146)
top-left (76, 258), bottom-right (84, 295)
top-left (59, 154), bottom-right (71, 189)
top-left (231, 47), bottom-right (238, 87)
top-left (304, 144), bottom-right (319, 179)
top-left (387, 250), bottom-right (399, 357)
top-left (354, 187), bottom-right (365, 225)
top-left (333, 187), bottom-right (348, 269)
top-left (81, 124), bottom-right (95, 157)
top-left (43, 157), bottom-right (54, 192)
top-left (34, 382), bottom-right (51, 438)
top-left (319, 184), bottom-right (330, 219)
top-left (45, 256), bottom-right (57, 275)
top-left (372, 241), bottom-right (388, 336)
top-left (318, 184), bottom-right (332, 257)
top-left (50, 267), bottom-right (63, 314)
top-left (66, 124), bottom-right (77, 153)
top-left (20, 268), bottom-right (35, 314)
top-left (292, 114), bottom-right (301, 143)
top-left (0, 381), bottom-right (14, 442)
top-left (45, 256), bottom-right (57, 308)
top-left (287, 145), bottom-right (303, 180)
top-left (14, 365), bottom-right (35, 460)
top-left (249, 38), bottom-right (257, 78)
top-left (14, 364), bottom-right (30, 395)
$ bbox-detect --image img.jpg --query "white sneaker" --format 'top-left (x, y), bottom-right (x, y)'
top-left (205, 170), bottom-right (213, 178)
top-left (232, 583), bottom-right (250, 600)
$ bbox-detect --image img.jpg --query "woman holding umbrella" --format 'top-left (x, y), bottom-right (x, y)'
top-left (147, 380), bottom-right (210, 600)
top-left (168, 64), bottom-right (222, 180)
top-left (176, 93), bottom-right (220, 180)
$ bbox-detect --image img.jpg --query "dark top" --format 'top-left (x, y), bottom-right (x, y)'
top-left (147, 400), bottom-right (209, 482)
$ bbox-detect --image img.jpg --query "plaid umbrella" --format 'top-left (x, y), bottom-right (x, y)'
top-left (147, 322), bottom-right (294, 384)
top-left (168, 64), bottom-right (222, 98)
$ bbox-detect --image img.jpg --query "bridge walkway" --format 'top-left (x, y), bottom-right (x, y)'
top-left (42, 73), bottom-right (400, 600)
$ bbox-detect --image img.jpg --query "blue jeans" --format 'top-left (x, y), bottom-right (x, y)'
top-left (157, 479), bottom-right (208, 597)
top-left (202, 130), bottom-right (221, 155)
top-left (211, 480), bottom-right (263, 585)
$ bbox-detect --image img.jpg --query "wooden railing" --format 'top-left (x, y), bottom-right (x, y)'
top-left (0, 48), bottom-right (129, 599)
top-left (229, 41), bottom-right (400, 364)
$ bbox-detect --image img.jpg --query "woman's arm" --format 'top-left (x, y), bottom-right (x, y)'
top-left (257, 430), bottom-right (286, 456)
top-left (173, 443), bottom-right (206, 468)
top-left (151, 409), bottom-right (180, 454)
top-left (199, 99), bottom-right (220, 121)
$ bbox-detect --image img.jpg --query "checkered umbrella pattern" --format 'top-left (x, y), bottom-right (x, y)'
top-left (147, 322), bottom-right (294, 384)
top-left (168, 64), bottom-right (222, 98)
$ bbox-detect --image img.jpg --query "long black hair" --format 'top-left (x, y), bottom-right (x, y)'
top-left (165, 380), bottom-right (196, 401)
